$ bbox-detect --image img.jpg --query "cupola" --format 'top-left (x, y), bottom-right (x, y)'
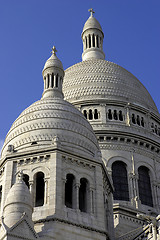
top-left (42, 46), bottom-right (64, 99)
top-left (82, 9), bottom-right (105, 61)
top-left (3, 171), bottom-right (33, 228)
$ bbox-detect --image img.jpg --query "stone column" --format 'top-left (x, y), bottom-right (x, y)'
top-left (91, 34), bottom-right (93, 47)
top-left (95, 35), bottom-right (97, 48)
top-left (49, 74), bottom-right (52, 88)
top-left (29, 180), bottom-right (34, 206)
top-left (54, 74), bottom-right (56, 87)
top-left (87, 36), bottom-right (89, 49)
top-left (44, 178), bottom-right (49, 205)
top-left (74, 183), bottom-right (80, 210)
top-left (89, 187), bottom-right (94, 214)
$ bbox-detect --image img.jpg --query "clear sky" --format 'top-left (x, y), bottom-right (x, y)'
top-left (0, 0), bottom-right (160, 152)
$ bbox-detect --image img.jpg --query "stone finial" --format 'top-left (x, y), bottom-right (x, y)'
top-left (51, 46), bottom-right (57, 55)
top-left (88, 8), bottom-right (95, 17)
top-left (17, 170), bottom-right (24, 183)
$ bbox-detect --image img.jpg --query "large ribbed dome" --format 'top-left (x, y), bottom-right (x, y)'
top-left (1, 98), bottom-right (99, 158)
top-left (63, 59), bottom-right (158, 113)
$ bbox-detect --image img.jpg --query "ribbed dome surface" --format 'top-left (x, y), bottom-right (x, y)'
top-left (2, 98), bottom-right (99, 158)
top-left (63, 59), bottom-right (158, 113)
top-left (83, 16), bottom-right (102, 32)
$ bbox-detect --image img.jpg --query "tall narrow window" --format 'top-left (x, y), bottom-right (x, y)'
top-left (108, 109), bottom-right (112, 120)
top-left (119, 111), bottom-right (123, 121)
top-left (138, 166), bottom-right (153, 207)
top-left (112, 161), bottom-right (129, 201)
top-left (94, 109), bottom-right (98, 119)
top-left (137, 115), bottom-right (140, 125)
top-left (65, 174), bottom-right (75, 208)
top-left (85, 37), bottom-right (87, 49)
top-left (35, 172), bottom-right (45, 207)
top-left (89, 35), bottom-right (91, 48)
top-left (92, 34), bottom-right (95, 47)
top-left (79, 178), bottom-right (88, 212)
top-left (83, 110), bottom-right (87, 119)
top-left (97, 35), bottom-right (99, 48)
top-left (23, 174), bottom-right (29, 188)
top-left (132, 114), bottom-right (136, 124)
top-left (47, 74), bottom-right (50, 88)
top-left (113, 110), bottom-right (118, 120)
top-left (56, 74), bottom-right (58, 87)
top-left (89, 109), bottom-right (93, 120)
top-left (141, 117), bottom-right (144, 127)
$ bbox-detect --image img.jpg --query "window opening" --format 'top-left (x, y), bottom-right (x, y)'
top-left (47, 74), bottom-right (49, 88)
top-left (132, 114), bottom-right (136, 124)
top-left (155, 125), bottom-right (158, 134)
top-left (89, 35), bottom-right (91, 48)
top-left (89, 109), bottom-right (93, 120)
top-left (56, 74), bottom-right (58, 87)
top-left (92, 34), bottom-right (95, 47)
top-left (108, 109), bottom-right (112, 120)
top-left (35, 172), bottom-right (45, 207)
top-left (97, 35), bottom-right (99, 48)
top-left (113, 110), bottom-right (118, 120)
top-left (138, 166), bottom-right (153, 207)
top-left (0, 186), bottom-right (2, 209)
top-left (23, 174), bottom-right (29, 188)
top-left (112, 161), bottom-right (129, 201)
top-left (119, 111), bottom-right (123, 121)
top-left (137, 115), bottom-right (140, 125)
top-left (79, 178), bottom-right (88, 212)
top-left (85, 37), bottom-right (87, 49)
top-left (83, 110), bottom-right (87, 119)
top-left (94, 109), bottom-right (98, 119)
top-left (65, 174), bottom-right (75, 208)
top-left (141, 117), bottom-right (144, 127)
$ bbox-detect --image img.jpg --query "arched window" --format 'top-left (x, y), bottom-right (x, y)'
top-left (137, 115), bottom-right (140, 125)
top-left (108, 109), bottom-right (112, 120)
top-left (138, 166), bottom-right (153, 207)
top-left (94, 109), bottom-right (98, 119)
top-left (79, 178), bottom-right (88, 212)
top-left (23, 174), bottom-right (29, 188)
top-left (56, 74), bottom-right (58, 87)
top-left (119, 111), bottom-right (123, 121)
top-left (83, 110), bottom-right (87, 119)
top-left (96, 35), bottom-right (99, 48)
top-left (89, 35), bottom-right (91, 48)
top-left (92, 34), bottom-right (95, 47)
top-left (132, 114), bottom-right (136, 124)
top-left (65, 174), bottom-right (75, 208)
top-left (141, 117), bottom-right (144, 127)
top-left (112, 161), bottom-right (129, 201)
top-left (88, 109), bottom-right (93, 120)
top-left (35, 172), bottom-right (45, 207)
top-left (113, 110), bottom-right (118, 120)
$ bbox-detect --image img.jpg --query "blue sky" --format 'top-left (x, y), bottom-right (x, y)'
top-left (0, 0), bottom-right (160, 152)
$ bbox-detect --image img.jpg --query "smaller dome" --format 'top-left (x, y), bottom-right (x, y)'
top-left (3, 172), bottom-right (33, 228)
top-left (43, 46), bottom-right (63, 72)
top-left (83, 15), bottom-right (102, 33)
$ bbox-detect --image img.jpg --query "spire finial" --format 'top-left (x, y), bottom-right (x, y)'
top-left (51, 46), bottom-right (57, 55)
top-left (17, 170), bottom-right (24, 183)
top-left (88, 8), bottom-right (95, 17)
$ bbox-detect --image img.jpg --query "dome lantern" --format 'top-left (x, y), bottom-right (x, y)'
top-left (42, 46), bottom-right (64, 99)
top-left (82, 9), bottom-right (105, 61)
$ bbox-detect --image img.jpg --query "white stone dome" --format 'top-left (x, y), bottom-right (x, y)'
top-left (1, 98), bottom-right (99, 158)
top-left (63, 59), bottom-right (158, 113)
top-left (83, 15), bottom-right (102, 33)
top-left (43, 50), bottom-right (63, 72)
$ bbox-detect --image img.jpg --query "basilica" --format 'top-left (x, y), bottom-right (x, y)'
top-left (0, 9), bottom-right (160, 240)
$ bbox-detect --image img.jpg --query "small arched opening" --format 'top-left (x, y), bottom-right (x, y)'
top-left (79, 178), bottom-right (88, 212)
top-left (23, 174), bottom-right (29, 188)
top-left (88, 109), bottom-right (93, 120)
top-left (35, 172), bottom-right (45, 207)
top-left (65, 174), bottom-right (75, 208)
